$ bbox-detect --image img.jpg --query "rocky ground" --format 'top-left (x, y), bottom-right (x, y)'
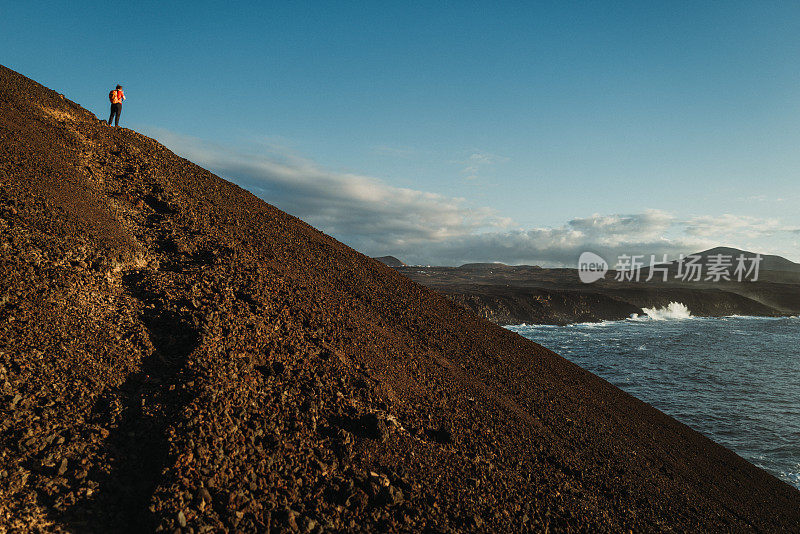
top-left (2, 64), bottom-right (800, 532)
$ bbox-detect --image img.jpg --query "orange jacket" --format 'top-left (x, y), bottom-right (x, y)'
top-left (110, 89), bottom-right (125, 104)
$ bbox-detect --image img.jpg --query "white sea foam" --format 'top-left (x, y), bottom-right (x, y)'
top-left (630, 302), bottom-right (693, 321)
top-left (568, 320), bottom-right (618, 328)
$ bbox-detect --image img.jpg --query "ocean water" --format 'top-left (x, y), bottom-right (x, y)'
top-left (507, 304), bottom-right (800, 490)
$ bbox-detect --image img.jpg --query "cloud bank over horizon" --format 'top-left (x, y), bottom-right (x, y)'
top-left (151, 129), bottom-right (799, 267)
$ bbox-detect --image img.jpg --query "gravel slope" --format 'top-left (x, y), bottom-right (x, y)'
top-left (1, 64), bottom-right (799, 533)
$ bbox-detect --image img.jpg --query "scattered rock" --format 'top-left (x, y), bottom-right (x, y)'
top-left (360, 412), bottom-right (388, 441)
top-left (299, 516), bottom-right (317, 533)
top-left (277, 507), bottom-right (299, 532)
top-left (196, 487), bottom-right (212, 507)
top-left (381, 484), bottom-right (404, 506)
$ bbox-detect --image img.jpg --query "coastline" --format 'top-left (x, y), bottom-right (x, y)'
top-left (394, 265), bottom-right (800, 326)
top-left (504, 308), bottom-right (800, 328)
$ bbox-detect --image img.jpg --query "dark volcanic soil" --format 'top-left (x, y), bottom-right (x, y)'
top-left (2, 65), bottom-right (799, 532)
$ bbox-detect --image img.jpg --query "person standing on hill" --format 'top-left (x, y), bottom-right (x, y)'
top-left (107, 84), bottom-right (125, 127)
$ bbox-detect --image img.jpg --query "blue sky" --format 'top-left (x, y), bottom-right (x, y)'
top-left (3, 1), bottom-right (800, 264)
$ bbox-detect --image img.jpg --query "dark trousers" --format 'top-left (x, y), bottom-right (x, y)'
top-left (108, 103), bottom-right (122, 126)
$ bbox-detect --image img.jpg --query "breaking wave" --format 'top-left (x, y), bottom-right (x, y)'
top-left (631, 302), bottom-right (692, 321)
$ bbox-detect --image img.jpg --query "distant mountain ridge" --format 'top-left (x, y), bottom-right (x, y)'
top-left (372, 255), bottom-right (406, 267)
top-left (457, 263), bottom-right (544, 272)
top-left (637, 246), bottom-right (800, 280)
top-left (398, 245), bottom-right (800, 324)
top-left (693, 247), bottom-right (800, 273)
top-left (458, 262), bottom-right (511, 270)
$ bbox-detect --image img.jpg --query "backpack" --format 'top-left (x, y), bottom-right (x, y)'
top-left (109, 90), bottom-right (120, 104)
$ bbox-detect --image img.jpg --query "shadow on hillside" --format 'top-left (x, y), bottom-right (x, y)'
top-left (55, 270), bottom-right (199, 532)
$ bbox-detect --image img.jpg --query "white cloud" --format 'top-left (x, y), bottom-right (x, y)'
top-left (148, 128), bottom-right (799, 266)
top-left (415, 212), bottom-right (710, 266)
top-left (426, 212), bottom-right (799, 267)
top-left (458, 151), bottom-right (508, 181)
top-left (742, 194), bottom-right (788, 203)
top-left (683, 214), bottom-right (792, 239)
top-left (149, 129), bottom-right (511, 253)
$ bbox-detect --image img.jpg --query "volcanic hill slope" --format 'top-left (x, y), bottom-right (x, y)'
top-left (1, 65), bottom-right (799, 533)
